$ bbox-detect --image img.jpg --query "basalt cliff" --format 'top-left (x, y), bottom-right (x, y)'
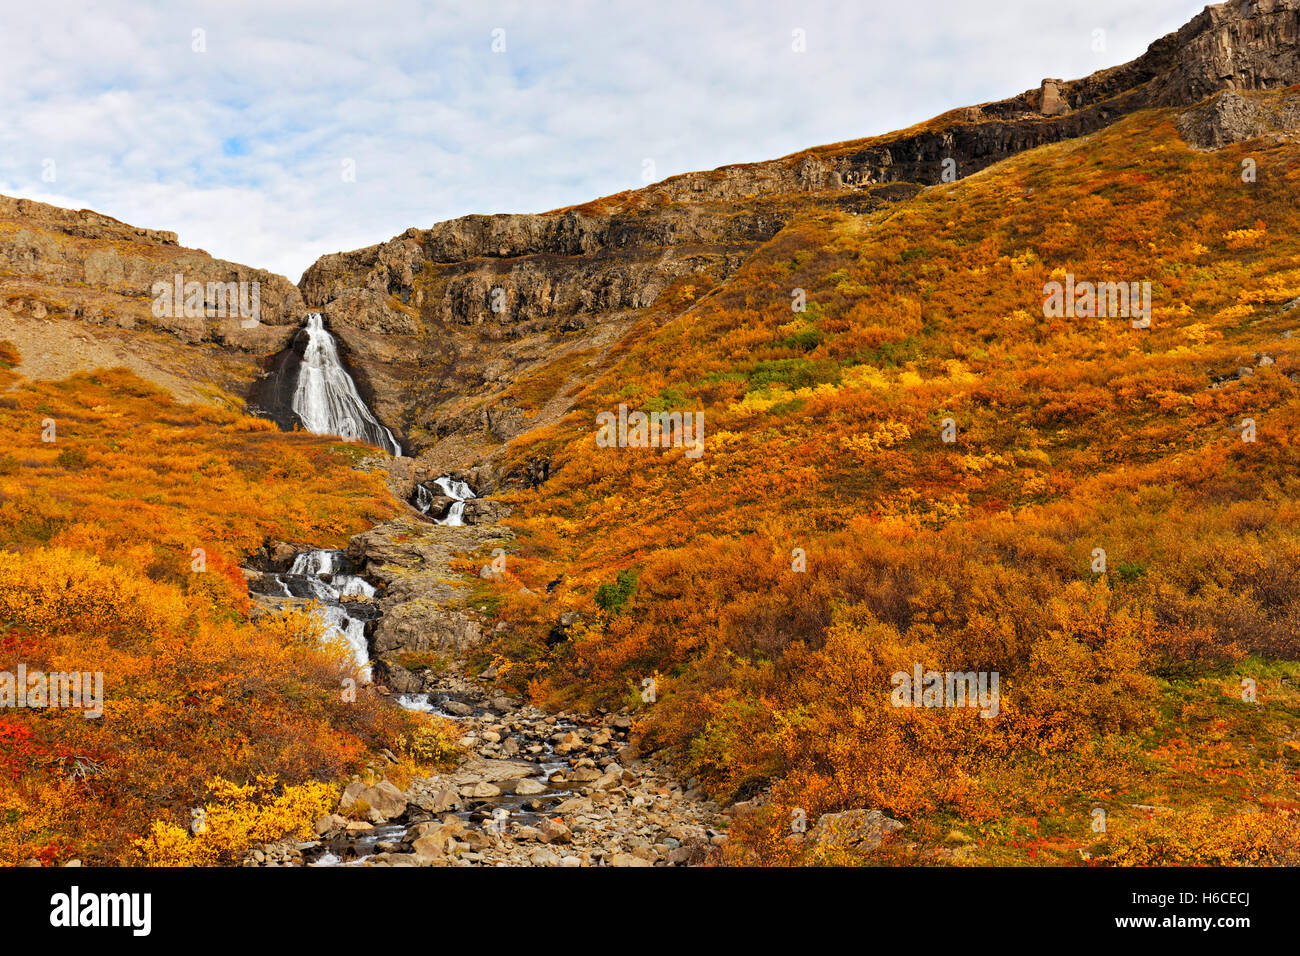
top-left (297, 0), bottom-right (1300, 463)
top-left (2, 0), bottom-right (1298, 456)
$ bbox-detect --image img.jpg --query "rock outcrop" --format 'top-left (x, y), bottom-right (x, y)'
top-left (345, 517), bottom-right (505, 688)
top-left (296, 0), bottom-right (1300, 462)
top-left (0, 194), bottom-right (305, 401)
top-left (1178, 87), bottom-right (1300, 147)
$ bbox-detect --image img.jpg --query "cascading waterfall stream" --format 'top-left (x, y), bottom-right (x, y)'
top-left (290, 313), bottom-right (402, 456)
top-left (412, 475), bottom-right (475, 526)
top-left (253, 549), bottom-right (378, 682)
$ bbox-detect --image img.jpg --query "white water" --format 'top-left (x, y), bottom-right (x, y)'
top-left (291, 313), bottom-right (402, 456)
top-left (395, 693), bottom-right (442, 714)
top-left (265, 548), bottom-right (374, 681)
top-left (317, 606), bottom-right (371, 682)
top-left (290, 550), bottom-right (338, 576)
top-left (412, 475), bottom-right (475, 526)
top-left (434, 476), bottom-right (474, 527)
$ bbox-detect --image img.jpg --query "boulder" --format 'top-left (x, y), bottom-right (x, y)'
top-left (462, 498), bottom-right (512, 525)
top-left (537, 818), bottom-right (572, 845)
top-left (514, 777), bottom-right (548, 796)
top-left (806, 809), bottom-right (904, 860)
top-left (338, 779), bottom-right (408, 822)
top-left (408, 786), bottom-right (461, 814)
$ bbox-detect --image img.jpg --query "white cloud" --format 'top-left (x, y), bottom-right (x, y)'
top-left (0, 0), bottom-right (1202, 281)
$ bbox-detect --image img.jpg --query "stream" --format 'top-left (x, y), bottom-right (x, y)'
top-left (246, 312), bottom-right (696, 868)
top-left (248, 548), bottom-right (378, 681)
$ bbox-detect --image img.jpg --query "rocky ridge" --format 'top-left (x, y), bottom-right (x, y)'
top-left (295, 0), bottom-right (1300, 463)
top-left (0, 194), bottom-right (304, 401)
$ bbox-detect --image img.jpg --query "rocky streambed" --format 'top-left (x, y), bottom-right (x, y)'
top-left (237, 502), bottom-right (919, 868)
top-left (245, 672), bottom-right (729, 867)
top-left (238, 469), bottom-right (731, 868)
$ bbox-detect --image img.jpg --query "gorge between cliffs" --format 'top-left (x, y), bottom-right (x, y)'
top-left (235, 309), bottom-right (733, 867)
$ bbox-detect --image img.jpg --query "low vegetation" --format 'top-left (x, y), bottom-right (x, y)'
top-left (480, 106), bottom-right (1300, 864)
top-left (0, 355), bottom-right (418, 865)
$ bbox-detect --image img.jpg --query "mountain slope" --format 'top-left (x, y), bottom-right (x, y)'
top-left (2, 0), bottom-right (1299, 866)
top-left (298, 0), bottom-right (1300, 474)
top-left (0, 195), bottom-right (305, 405)
top-left (465, 92), bottom-right (1300, 863)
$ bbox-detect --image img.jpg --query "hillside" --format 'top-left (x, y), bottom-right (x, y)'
top-left (0, 195), bottom-right (305, 405)
top-left (296, 0), bottom-right (1300, 471)
top-left (471, 93), bottom-right (1300, 863)
top-left (0, 352), bottom-right (422, 863)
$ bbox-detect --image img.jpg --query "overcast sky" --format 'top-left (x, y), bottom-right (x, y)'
top-left (0, 0), bottom-right (1204, 281)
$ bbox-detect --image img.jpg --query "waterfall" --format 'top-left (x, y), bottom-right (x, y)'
top-left (411, 475), bottom-right (475, 526)
top-left (255, 548), bottom-right (376, 681)
top-left (434, 476), bottom-right (474, 526)
top-left (290, 313), bottom-right (401, 456)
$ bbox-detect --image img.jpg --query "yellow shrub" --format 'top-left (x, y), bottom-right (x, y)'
top-left (1094, 806), bottom-right (1300, 866)
top-left (135, 776), bottom-right (338, 866)
top-left (394, 718), bottom-right (463, 769)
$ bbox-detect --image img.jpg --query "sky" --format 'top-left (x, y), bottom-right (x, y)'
top-left (0, 0), bottom-right (1206, 281)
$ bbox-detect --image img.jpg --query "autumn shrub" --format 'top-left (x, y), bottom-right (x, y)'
top-left (476, 106), bottom-right (1300, 863)
top-left (394, 718), bottom-right (463, 769)
top-left (0, 367), bottom-right (408, 864)
top-left (1091, 806), bottom-right (1300, 866)
top-left (135, 775), bottom-right (338, 866)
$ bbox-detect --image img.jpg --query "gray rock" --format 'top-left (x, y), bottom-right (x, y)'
top-left (806, 809), bottom-right (905, 859)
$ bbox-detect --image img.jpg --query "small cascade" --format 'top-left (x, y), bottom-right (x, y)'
top-left (280, 313), bottom-right (401, 456)
top-left (251, 549), bottom-right (378, 681)
top-left (410, 475), bottom-right (475, 527)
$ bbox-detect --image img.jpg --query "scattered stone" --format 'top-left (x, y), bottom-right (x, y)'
top-left (307, 670), bottom-right (724, 868)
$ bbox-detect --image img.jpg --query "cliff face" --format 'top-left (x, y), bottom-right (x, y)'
top-left (299, 0), bottom-right (1300, 461)
top-left (297, 183), bottom-right (918, 454)
top-left (3, 0), bottom-right (1297, 445)
top-left (0, 195), bottom-right (304, 401)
